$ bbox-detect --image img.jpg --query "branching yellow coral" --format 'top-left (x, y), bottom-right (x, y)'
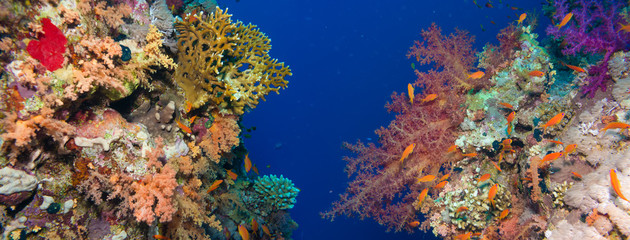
top-left (144, 25), bottom-right (177, 71)
top-left (174, 7), bottom-right (291, 114)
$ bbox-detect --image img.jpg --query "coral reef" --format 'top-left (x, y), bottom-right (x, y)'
top-left (0, 1), bottom-right (297, 240)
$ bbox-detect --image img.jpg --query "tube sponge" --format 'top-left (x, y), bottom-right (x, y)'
top-left (252, 174), bottom-right (299, 212)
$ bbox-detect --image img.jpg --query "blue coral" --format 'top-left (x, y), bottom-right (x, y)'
top-left (252, 174), bottom-right (299, 212)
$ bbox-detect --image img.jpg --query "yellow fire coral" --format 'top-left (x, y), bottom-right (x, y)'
top-left (174, 7), bottom-right (291, 115)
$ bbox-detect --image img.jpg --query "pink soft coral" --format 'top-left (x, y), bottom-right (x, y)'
top-left (129, 165), bottom-right (178, 223)
top-left (322, 23), bottom-right (471, 232)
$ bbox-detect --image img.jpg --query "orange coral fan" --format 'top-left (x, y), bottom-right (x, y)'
top-left (174, 7), bottom-right (291, 114)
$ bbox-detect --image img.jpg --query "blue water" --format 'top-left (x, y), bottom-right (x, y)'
top-left (222, 0), bottom-right (546, 239)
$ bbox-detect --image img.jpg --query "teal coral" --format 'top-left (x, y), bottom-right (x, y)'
top-left (252, 174), bottom-right (299, 213)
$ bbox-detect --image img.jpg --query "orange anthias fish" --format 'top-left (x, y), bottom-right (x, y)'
top-left (610, 169), bottom-right (629, 202)
top-left (417, 175), bottom-right (437, 183)
top-left (252, 218), bottom-right (259, 235)
top-left (175, 119), bottom-right (192, 134)
top-left (466, 71), bottom-right (485, 79)
top-left (408, 83), bottom-right (415, 104)
top-left (447, 144), bottom-right (458, 153)
top-left (227, 170), bottom-right (238, 180)
top-left (517, 13), bottom-right (526, 24)
top-left (417, 188), bottom-right (429, 206)
top-left (400, 143), bottom-right (416, 163)
top-left (421, 94), bottom-right (438, 103)
top-left (506, 111), bottom-right (515, 125)
top-left (238, 224), bottom-right (250, 240)
top-left (206, 179), bottom-right (223, 193)
top-left (541, 152), bottom-right (563, 163)
top-left (548, 140), bottom-right (564, 145)
top-left (185, 101), bottom-right (192, 113)
top-left (571, 171), bottom-right (583, 179)
top-left (462, 152), bottom-right (477, 157)
top-left (528, 70), bottom-right (545, 77)
top-left (456, 206), bottom-right (469, 213)
top-left (618, 23), bottom-right (630, 33)
top-left (261, 224), bottom-right (271, 236)
top-left (557, 12), bottom-right (573, 29)
top-left (498, 209), bottom-right (509, 220)
top-left (439, 174), bottom-right (451, 182)
top-left (477, 173), bottom-right (491, 182)
top-left (498, 102), bottom-right (513, 109)
top-left (492, 162), bottom-right (502, 172)
top-left (408, 221), bottom-right (420, 227)
top-left (601, 122), bottom-right (630, 133)
top-left (488, 184), bottom-right (498, 207)
top-left (153, 235), bottom-right (170, 240)
top-left (434, 181), bottom-right (448, 189)
top-left (564, 144), bottom-right (577, 155)
top-left (542, 113), bottom-right (565, 132)
top-left (244, 155), bottom-right (252, 173)
top-left (561, 62), bottom-right (586, 73)
top-left (252, 164), bottom-right (260, 175)
top-left (189, 115), bottom-right (197, 123)
top-left (455, 232), bottom-right (472, 240)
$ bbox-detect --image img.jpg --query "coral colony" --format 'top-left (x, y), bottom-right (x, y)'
top-left (323, 0), bottom-right (630, 239)
top-left (0, 0), bottom-right (297, 239)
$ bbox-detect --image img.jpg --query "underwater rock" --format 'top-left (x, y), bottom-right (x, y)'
top-left (610, 51), bottom-right (630, 110)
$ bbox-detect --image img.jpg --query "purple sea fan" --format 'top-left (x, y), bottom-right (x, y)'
top-left (546, 0), bottom-right (630, 97)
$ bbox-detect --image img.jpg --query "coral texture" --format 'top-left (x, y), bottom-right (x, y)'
top-left (26, 18), bottom-right (67, 71)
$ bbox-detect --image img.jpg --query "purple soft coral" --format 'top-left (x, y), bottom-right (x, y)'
top-left (546, 0), bottom-right (630, 97)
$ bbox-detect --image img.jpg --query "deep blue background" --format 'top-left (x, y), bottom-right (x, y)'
top-left (219, 0), bottom-right (546, 239)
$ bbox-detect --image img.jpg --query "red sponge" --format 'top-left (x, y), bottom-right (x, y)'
top-left (26, 18), bottom-right (67, 71)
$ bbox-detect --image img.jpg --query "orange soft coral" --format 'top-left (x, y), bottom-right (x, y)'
top-left (129, 165), bottom-right (178, 223)
top-left (199, 113), bottom-right (241, 163)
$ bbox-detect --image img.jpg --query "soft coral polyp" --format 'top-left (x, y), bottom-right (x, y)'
top-left (26, 18), bottom-right (67, 71)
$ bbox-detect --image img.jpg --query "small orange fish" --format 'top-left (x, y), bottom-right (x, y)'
top-left (528, 70), bottom-right (545, 77)
top-left (521, 177), bottom-right (532, 181)
top-left (517, 13), bottom-right (526, 24)
top-left (506, 111), bottom-right (515, 124)
top-left (488, 184), bottom-right (498, 207)
top-left (492, 162), bottom-right (502, 172)
top-left (456, 206), bottom-right (469, 213)
top-left (408, 221), bottom-right (420, 227)
top-left (617, 23), bottom-right (630, 33)
top-left (439, 174), bottom-right (451, 182)
top-left (571, 171), bottom-right (582, 179)
top-left (252, 218), bottom-right (259, 235)
top-left (477, 173), bottom-right (491, 182)
top-left (185, 101), bottom-right (192, 113)
top-left (447, 144), bottom-right (458, 153)
top-left (262, 224), bottom-right (271, 236)
top-left (252, 164), bottom-right (259, 175)
top-left (541, 152), bottom-right (563, 163)
top-left (466, 71), bottom-right (485, 79)
top-left (564, 144), bottom-right (577, 155)
top-left (601, 122), bottom-right (630, 133)
top-left (557, 13), bottom-right (573, 29)
top-left (498, 209), bottom-right (509, 220)
top-left (472, 232), bottom-right (482, 237)
top-left (206, 179), bottom-right (223, 193)
top-left (455, 232), bottom-right (472, 240)
top-left (417, 175), bottom-right (437, 183)
top-left (153, 235), bottom-right (170, 240)
top-left (421, 94), bottom-right (438, 103)
top-left (548, 140), bottom-right (564, 145)
top-left (462, 152), bottom-right (477, 157)
top-left (224, 226), bottom-right (231, 239)
top-left (227, 170), bottom-right (238, 180)
top-left (417, 188), bottom-right (429, 206)
top-left (434, 181), bottom-right (448, 189)
top-left (610, 169), bottom-right (629, 202)
top-left (175, 119), bottom-right (192, 134)
top-left (485, 2), bottom-right (493, 8)
top-left (490, 20), bottom-right (496, 25)
top-left (238, 224), bottom-right (250, 240)
top-left (189, 116), bottom-right (197, 123)
top-left (542, 113), bottom-right (565, 132)
top-left (511, 6), bottom-right (519, 10)
top-left (400, 143), bottom-right (416, 163)
top-left (498, 102), bottom-right (513, 109)
top-left (408, 83), bottom-right (414, 104)
top-left (561, 62), bottom-right (586, 73)
top-left (244, 155), bottom-right (252, 173)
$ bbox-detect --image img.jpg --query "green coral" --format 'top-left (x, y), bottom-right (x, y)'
top-left (174, 7), bottom-right (291, 115)
top-left (251, 174), bottom-right (299, 213)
